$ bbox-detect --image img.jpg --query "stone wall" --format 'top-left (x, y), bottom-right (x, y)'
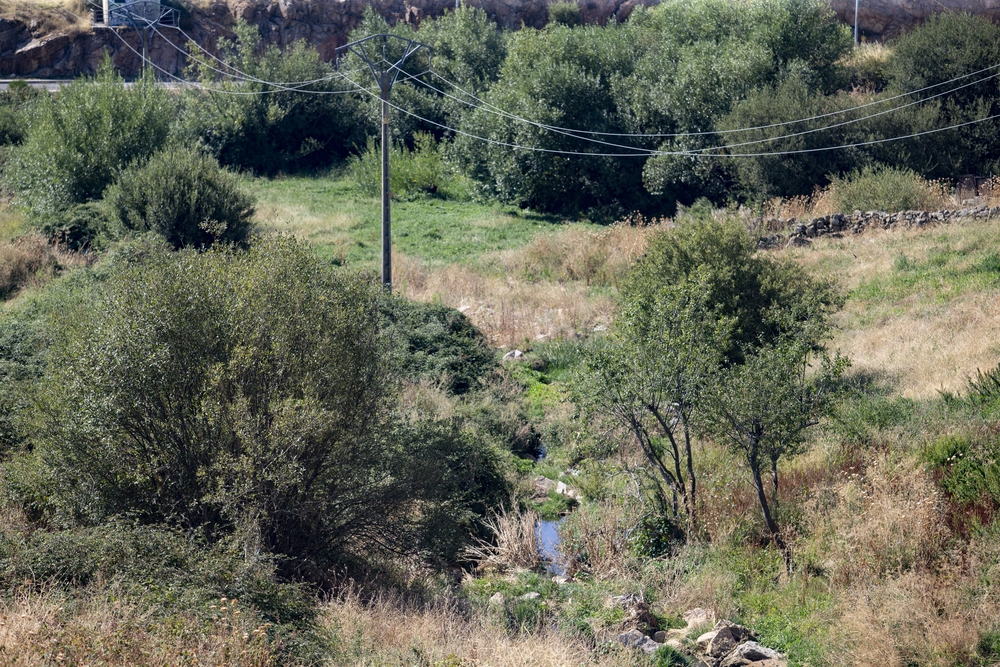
top-left (757, 204), bottom-right (1000, 250)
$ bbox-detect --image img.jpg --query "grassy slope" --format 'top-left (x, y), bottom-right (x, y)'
top-left (8, 176), bottom-right (1000, 666)
top-left (253, 175), bottom-right (565, 267)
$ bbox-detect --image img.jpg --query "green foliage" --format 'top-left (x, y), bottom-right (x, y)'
top-left (5, 61), bottom-right (172, 220)
top-left (654, 644), bottom-right (695, 667)
top-left (826, 165), bottom-right (945, 214)
top-left (180, 22), bottom-right (365, 175)
top-left (104, 146), bottom-right (255, 249)
top-left (534, 491), bottom-right (576, 520)
top-left (380, 295), bottom-right (496, 395)
top-left (14, 238), bottom-right (504, 575)
top-left (966, 363), bottom-right (1000, 406)
top-left (348, 133), bottom-right (469, 201)
top-left (885, 13), bottom-right (1000, 177)
top-left (630, 514), bottom-right (685, 559)
top-left (548, 2), bottom-right (581, 27)
top-left (830, 381), bottom-right (915, 447)
top-left (625, 218), bottom-right (842, 364)
top-left (34, 202), bottom-right (112, 251)
top-left (923, 434), bottom-right (1000, 509)
top-left (0, 79), bottom-right (42, 147)
top-left (0, 521), bottom-right (316, 626)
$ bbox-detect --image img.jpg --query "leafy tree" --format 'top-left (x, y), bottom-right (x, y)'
top-left (625, 218), bottom-right (842, 364)
top-left (104, 145), bottom-right (255, 249)
top-left (582, 273), bottom-right (730, 535)
top-left (180, 22), bottom-right (365, 174)
top-left (701, 341), bottom-right (846, 568)
top-left (21, 238), bottom-right (505, 576)
top-left (5, 60), bottom-right (172, 219)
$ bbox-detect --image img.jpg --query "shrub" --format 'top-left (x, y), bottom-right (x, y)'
top-left (348, 133), bottom-right (467, 201)
top-left (104, 146), bottom-right (255, 249)
top-left (18, 238), bottom-right (504, 575)
top-left (35, 202), bottom-right (113, 251)
top-left (826, 165), bottom-right (948, 213)
top-left (180, 22), bottom-right (365, 175)
top-left (625, 217), bottom-right (842, 363)
top-left (548, 2), bottom-right (581, 27)
top-left (5, 61), bottom-right (172, 220)
top-left (380, 294), bottom-right (496, 394)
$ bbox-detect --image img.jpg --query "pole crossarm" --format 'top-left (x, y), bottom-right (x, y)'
top-left (335, 34), bottom-right (432, 292)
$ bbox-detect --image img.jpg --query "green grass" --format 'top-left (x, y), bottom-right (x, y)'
top-left (253, 174), bottom-right (565, 267)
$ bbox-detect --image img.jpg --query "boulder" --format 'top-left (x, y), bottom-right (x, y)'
top-left (502, 349), bottom-right (524, 361)
top-left (683, 607), bottom-right (715, 628)
top-left (519, 591), bottom-right (540, 601)
top-left (706, 621), bottom-right (753, 658)
top-left (617, 629), bottom-right (661, 655)
top-left (488, 592), bottom-right (505, 606)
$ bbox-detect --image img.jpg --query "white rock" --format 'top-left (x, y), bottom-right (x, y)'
top-left (519, 591), bottom-right (540, 601)
top-left (488, 592), bottom-right (505, 606)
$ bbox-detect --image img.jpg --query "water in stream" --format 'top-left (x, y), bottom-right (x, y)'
top-left (535, 518), bottom-right (566, 575)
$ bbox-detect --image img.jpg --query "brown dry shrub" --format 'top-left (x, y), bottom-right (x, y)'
top-left (0, 234), bottom-right (77, 300)
top-left (837, 569), bottom-right (984, 667)
top-left (559, 499), bottom-right (635, 579)
top-left (803, 456), bottom-right (950, 587)
top-left (463, 508), bottom-right (539, 573)
top-left (322, 588), bottom-right (632, 667)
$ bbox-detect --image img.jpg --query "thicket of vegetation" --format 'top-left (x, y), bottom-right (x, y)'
top-left (3, 2), bottom-right (1000, 665)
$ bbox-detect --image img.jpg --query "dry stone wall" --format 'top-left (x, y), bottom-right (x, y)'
top-left (757, 203), bottom-right (1000, 249)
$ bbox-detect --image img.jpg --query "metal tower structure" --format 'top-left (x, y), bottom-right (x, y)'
top-left (91, 0), bottom-right (180, 70)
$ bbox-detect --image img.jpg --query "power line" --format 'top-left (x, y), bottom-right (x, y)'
top-left (341, 70), bottom-right (1000, 159)
top-left (427, 65), bottom-right (1000, 138)
top-left (95, 28), bottom-right (1000, 161)
top-left (407, 67), bottom-right (1000, 154)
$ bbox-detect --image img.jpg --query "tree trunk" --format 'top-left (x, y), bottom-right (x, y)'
top-left (770, 456), bottom-right (779, 510)
top-left (751, 458), bottom-right (791, 574)
top-left (683, 420), bottom-right (698, 537)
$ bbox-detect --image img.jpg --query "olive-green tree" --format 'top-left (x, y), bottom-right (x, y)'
top-left (23, 237), bottom-right (506, 576)
top-left (701, 341), bottom-right (846, 568)
top-left (582, 273), bottom-right (730, 536)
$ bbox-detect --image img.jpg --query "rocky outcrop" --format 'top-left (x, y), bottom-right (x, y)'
top-left (0, 0), bottom-right (658, 78)
top-left (617, 608), bottom-right (787, 667)
top-left (828, 0), bottom-right (1000, 40)
top-left (756, 204), bottom-right (1000, 250)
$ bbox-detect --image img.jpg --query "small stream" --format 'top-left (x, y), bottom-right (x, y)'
top-left (535, 518), bottom-right (566, 575)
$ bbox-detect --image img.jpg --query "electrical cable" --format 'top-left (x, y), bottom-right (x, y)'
top-left (91, 24), bottom-right (1000, 161)
top-left (340, 70), bottom-right (1000, 158)
top-left (427, 64), bottom-right (1000, 138)
top-left (403, 67), bottom-right (1000, 154)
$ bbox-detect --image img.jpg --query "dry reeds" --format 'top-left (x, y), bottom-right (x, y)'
top-left (0, 233), bottom-right (87, 301)
top-left (321, 588), bottom-right (632, 666)
top-left (463, 509), bottom-right (540, 572)
top-left (0, 585), bottom-right (280, 666)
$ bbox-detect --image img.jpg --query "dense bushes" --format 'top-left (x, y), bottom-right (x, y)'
top-left (826, 165), bottom-right (947, 213)
top-left (5, 3), bottom-right (996, 217)
top-left (104, 146), bottom-right (256, 248)
top-left (10, 238), bottom-right (507, 577)
top-left (5, 62), bottom-right (172, 220)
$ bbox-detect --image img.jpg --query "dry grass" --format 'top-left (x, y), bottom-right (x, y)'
top-left (786, 218), bottom-right (1000, 398)
top-left (0, 0), bottom-right (89, 33)
top-left (321, 589), bottom-right (635, 667)
top-left (837, 569), bottom-right (988, 667)
top-left (803, 455), bottom-right (950, 587)
top-left (763, 179), bottom-right (953, 220)
top-left (255, 202), bottom-right (359, 252)
top-left (0, 233), bottom-right (89, 301)
top-left (397, 256), bottom-right (618, 349)
top-left (397, 223), bottom-right (657, 348)
top-left (0, 586), bottom-right (282, 667)
top-left (463, 509), bottom-right (540, 573)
